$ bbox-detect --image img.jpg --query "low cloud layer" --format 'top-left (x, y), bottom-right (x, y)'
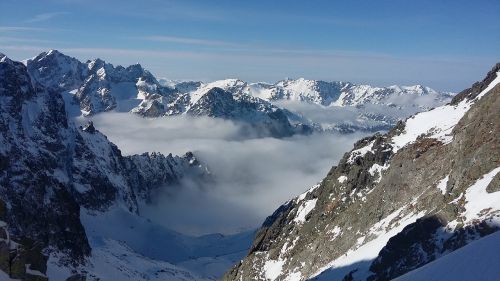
top-left (90, 113), bottom-right (366, 235)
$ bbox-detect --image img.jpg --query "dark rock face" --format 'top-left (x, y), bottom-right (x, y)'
top-left (0, 54), bottom-right (91, 261)
top-left (187, 87), bottom-right (296, 137)
top-left (249, 201), bottom-right (295, 254)
top-left (0, 203), bottom-right (49, 281)
top-left (0, 54), bottom-right (211, 272)
top-left (368, 216), bottom-right (447, 280)
top-left (223, 63), bottom-right (500, 281)
top-left (368, 217), bottom-right (499, 281)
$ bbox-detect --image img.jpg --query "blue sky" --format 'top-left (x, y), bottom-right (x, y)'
top-left (1, 0), bottom-right (499, 91)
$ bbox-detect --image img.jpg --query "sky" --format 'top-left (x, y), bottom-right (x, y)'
top-left (1, 0), bottom-right (499, 91)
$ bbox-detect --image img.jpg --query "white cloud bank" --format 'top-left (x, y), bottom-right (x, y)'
top-left (90, 113), bottom-right (366, 235)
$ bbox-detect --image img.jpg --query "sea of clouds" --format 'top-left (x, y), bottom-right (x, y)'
top-left (90, 113), bottom-right (366, 235)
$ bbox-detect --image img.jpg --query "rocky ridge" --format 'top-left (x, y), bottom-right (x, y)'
top-left (0, 53), bottom-right (211, 280)
top-left (26, 50), bottom-right (453, 137)
top-left (223, 64), bottom-right (500, 281)
top-left (167, 77), bottom-right (453, 134)
top-left (25, 51), bottom-right (303, 137)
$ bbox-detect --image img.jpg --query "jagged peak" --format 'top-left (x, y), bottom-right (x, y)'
top-left (46, 49), bottom-right (61, 56)
top-left (0, 53), bottom-right (10, 63)
top-left (0, 53), bottom-right (28, 72)
top-left (86, 57), bottom-right (108, 70)
top-left (31, 49), bottom-right (75, 63)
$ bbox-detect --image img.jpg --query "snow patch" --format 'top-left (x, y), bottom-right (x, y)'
top-left (328, 226), bottom-right (342, 241)
top-left (296, 183), bottom-right (320, 202)
top-left (368, 163), bottom-right (389, 183)
top-left (436, 175), bottom-right (449, 195)
top-left (263, 259), bottom-right (284, 281)
top-left (337, 176), bottom-right (348, 183)
top-left (293, 198), bottom-right (318, 224)
top-left (463, 167), bottom-right (500, 224)
top-left (347, 140), bottom-right (375, 163)
top-left (283, 271), bottom-right (302, 281)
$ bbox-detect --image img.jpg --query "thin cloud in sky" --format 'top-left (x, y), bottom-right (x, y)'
top-left (0, 43), bottom-right (430, 63)
top-left (24, 12), bottom-right (68, 23)
top-left (135, 36), bottom-right (392, 59)
top-left (0, 26), bottom-right (50, 32)
top-left (140, 35), bottom-right (242, 47)
top-left (0, 36), bottom-right (62, 44)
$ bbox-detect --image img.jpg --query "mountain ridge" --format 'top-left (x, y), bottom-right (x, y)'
top-left (25, 50), bottom-right (453, 136)
top-left (0, 53), bottom-right (221, 280)
top-left (222, 63), bottom-right (500, 281)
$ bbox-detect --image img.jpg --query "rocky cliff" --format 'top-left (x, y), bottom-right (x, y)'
top-left (223, 64), bottom-right (500, 281)
top-left (0, 53), bottom-right (210, 280)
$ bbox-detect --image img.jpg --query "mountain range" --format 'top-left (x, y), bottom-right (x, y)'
top-left (25, 50), bottom-right (453, 136)
top-left (0, 52), bottom-right (251, 281)
top-left (1, 49), bottom-right (498, 281)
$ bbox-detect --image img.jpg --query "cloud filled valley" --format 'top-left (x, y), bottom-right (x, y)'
top-left (89, 113), bottom-right (366, 235)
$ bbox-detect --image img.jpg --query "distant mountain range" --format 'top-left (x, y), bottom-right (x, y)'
top-left (25, 50), bottom-right (454, 137)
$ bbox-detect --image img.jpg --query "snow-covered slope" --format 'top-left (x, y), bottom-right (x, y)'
top-left (43, 206), bottom-right (254, 281)
top-left (223, 63), bottom-right (500, 281)
top-left (47, 238), bottom-right (213, 281)
top-left (394, 231), bottom-right (500, 281)
top-left (244, 78), bottom-right (452, 108)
